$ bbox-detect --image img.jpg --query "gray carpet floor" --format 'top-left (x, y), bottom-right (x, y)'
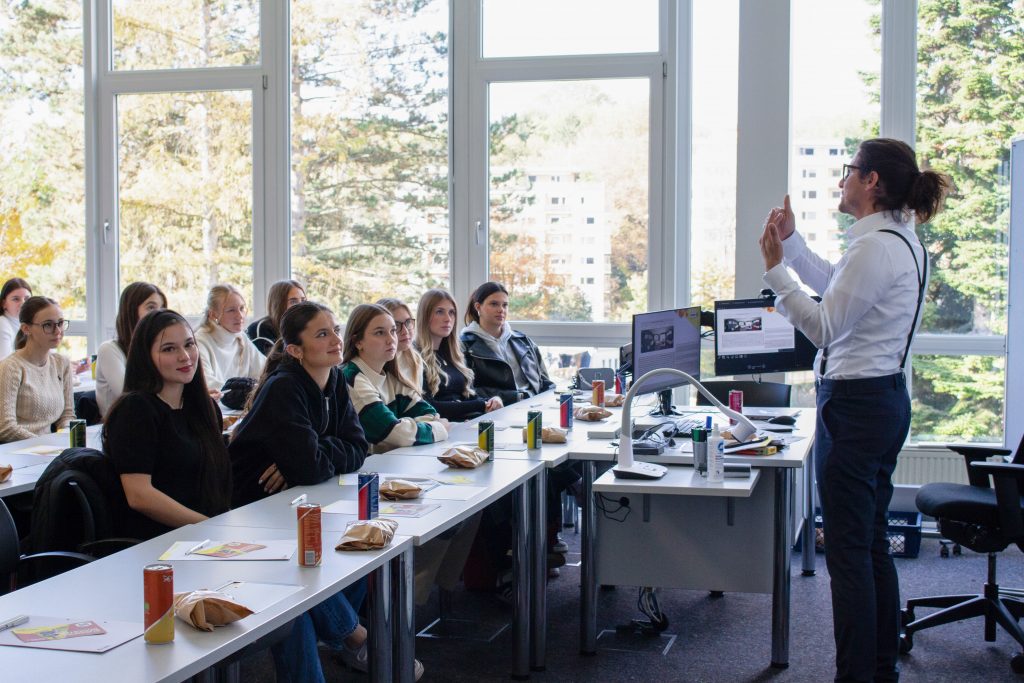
top-left (241, 535), bottom-right (1024, 682)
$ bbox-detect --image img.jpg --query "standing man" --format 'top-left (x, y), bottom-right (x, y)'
top-left (759, 138), bottom-right (949, 683)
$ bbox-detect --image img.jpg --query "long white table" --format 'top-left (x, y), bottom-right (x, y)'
top-left (0, 425), bottom-right (103, 498)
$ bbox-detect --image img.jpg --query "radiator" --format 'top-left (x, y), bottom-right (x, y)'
top-left (893, 449), bottom-right (969, 486)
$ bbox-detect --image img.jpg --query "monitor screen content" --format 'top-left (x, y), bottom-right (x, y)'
top-left (714, 297), bottom-right (817, 376)
top-left (631, 306), bottom-right (702, 395)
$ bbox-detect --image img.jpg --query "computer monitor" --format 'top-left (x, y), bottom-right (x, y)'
top-left (631, 306), bottom-right (702, 398)
top-left (714, 297), bottom-right (817, 376)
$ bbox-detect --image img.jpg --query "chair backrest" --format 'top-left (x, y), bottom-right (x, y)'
top-left (73, 390), bottom-right (102, 425)
top-left (0, 498), bottom-right (21, 593)
top-left (28, 447), bottom-right (130, 556)
top-left (695, 380), bottom-right (792, 408)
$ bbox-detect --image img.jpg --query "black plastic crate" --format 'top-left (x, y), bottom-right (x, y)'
top-left (795, 509), bottom-right (922, 559)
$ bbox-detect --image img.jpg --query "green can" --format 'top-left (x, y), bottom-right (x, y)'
top-left (70, 419), bottom-right (87, 448)
top-left (526, 410), bottom-right (543, 449)
top-left (478, 421), bottom-right (495, 460)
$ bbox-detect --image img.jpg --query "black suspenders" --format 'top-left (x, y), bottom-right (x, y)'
top-left (818, 229), bottom-right (927, 378)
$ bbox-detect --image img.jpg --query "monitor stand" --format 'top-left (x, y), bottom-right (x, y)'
top-left (649, 389), bottom-right (682, 417)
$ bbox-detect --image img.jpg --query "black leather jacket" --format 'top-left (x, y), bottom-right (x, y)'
top-left (460, 328), bottom-right (555, 405)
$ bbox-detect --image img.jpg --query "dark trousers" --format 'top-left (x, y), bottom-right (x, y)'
top-left (815, 373), bottom-right (909, 683)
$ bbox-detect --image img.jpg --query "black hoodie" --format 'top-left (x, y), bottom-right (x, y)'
top-left (228, 361), bottom-right (369, 507)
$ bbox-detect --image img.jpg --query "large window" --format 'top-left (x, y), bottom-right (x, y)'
top-left (290, 0), bottom-right (449, 318)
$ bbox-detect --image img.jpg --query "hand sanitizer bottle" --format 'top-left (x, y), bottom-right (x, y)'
top-left (707, 425), bottom-right (725, 483)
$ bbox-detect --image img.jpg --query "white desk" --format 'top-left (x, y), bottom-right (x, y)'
top-left (0, 521), bottom-right (412, 683)
top-left (0, 425), bottom-right (103, 499)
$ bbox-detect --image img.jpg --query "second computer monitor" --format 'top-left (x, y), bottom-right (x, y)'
top-left (714, 297), bottom-right (816, 376)
top-left (631, 306), bottom-right (702, 395)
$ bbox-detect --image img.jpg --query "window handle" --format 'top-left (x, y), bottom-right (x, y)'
top-left (475, 220), bottom-right (485, 246)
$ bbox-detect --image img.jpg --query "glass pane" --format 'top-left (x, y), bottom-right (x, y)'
top-left (0, 1), bottom-right (85, 318)
top-left (489, 79), bottom-right (649, 323)
top-left (789, 0), bottom-right (880, 268)
top-left (537, 345), bottom-right (619, 388)
top-left (482, 0), bottom-right (658, 58)
top-left (290, 0), bottom-right (449, 318)
top-left (911, 354), bottom-right (1005, 443)
top-left (112, 0), bottom-right (259, 70)
top-left (117, 91), bottom-right (253, 315)
top-left (691, 0), bottom-right (738, 309)
top-left (916, 3), bottom-right (1011, 336)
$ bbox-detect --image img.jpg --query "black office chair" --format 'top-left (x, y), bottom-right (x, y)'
top-left (0, 497), bottom-right (94, 595)
top-left (695, 380), bottom-right (792, 407)
top-left (899, 442), bottom-right (1024, 674)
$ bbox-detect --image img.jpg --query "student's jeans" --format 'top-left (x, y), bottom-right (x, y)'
top-left (271, 578), bottom-right (367, 683)
top-left (815, 373), bottom-right (909, 683)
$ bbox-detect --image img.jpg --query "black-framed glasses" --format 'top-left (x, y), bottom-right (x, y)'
top-left (395, 318), bottom-right (416, 332)
top-left (29, 319), bottom-right (70, 334)
top-left (841, 164), bottom-right (862, 181)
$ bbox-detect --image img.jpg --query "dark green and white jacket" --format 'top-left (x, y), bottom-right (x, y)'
top-left (342, 356), bottom-right (448, 453)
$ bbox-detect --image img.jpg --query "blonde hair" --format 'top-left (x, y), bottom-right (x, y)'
top-left (201, 283), bottom-right (244, 332)
top-left (415, 288), bottom-right (475, 397)
top-left (376, 297), bottom-right (424, 391)
top-left (342, 304), bottom-right (419, 394)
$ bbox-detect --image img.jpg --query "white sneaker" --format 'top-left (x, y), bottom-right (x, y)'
top-left (338, 640), bottom-right (368, 673)
top-left (414, 658), bottom-right (425, 681)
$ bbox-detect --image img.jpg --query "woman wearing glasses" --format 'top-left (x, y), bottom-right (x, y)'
top-left (0, 296), bottom-right (75, 442)
top-left (376, 298), bottom-right (423, 391)
top-left (0, 278), bottom-right (32, 361)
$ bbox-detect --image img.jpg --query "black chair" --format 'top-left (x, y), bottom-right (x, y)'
top-left (695, 380), bottom-right (792, 407)
top-left (73, 389), bottom-right (102, 425)
top-left (900, 443), bottom-right (1024, 674)
top-left (0, 497), bottom-right (94, 595)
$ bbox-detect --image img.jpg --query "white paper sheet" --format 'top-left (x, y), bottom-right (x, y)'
top-left (11, 444), bottom-right (63, 457)
top-left (322, 499), bottom-right (358, 515)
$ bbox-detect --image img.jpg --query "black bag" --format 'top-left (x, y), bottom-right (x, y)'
top-left (221, 376), bottom-right (257, 410)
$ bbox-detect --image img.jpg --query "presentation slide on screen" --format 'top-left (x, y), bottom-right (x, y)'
top-left (634, 308), bottom-right (701, 378)
top-left (716, 305), bottom-right (795, 355)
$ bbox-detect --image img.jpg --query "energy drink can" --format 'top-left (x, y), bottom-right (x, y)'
top-left (526, 410), bottom-right (543, 449)
top-left (357, 472), bottom-right (379, 520)
top-left (614, 374), bottom-right (622, 394)
top-left (69, 419), bottom-right (87, 448)
top-left (728, 389), bottom-right (744, 425)
top-left (297, 503), bottom-right (322, 567)
top-left (559, 393), bottom-right (574, 430)
top-left (144, 564), bottom-right (174, 643)
top-left (478, 421), bottom-right (495, 460)
top-left (591, 379), bottom-right (605, 408)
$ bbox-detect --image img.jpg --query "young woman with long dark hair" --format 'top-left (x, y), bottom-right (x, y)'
top-left (95, 281), bottom-right (166, 415)
top-left (376, 297), bottom-right (423, 393)
top-left (246, 279), bottom-right (306, 356)
top-left (0, 277), bottom-right (31, 360)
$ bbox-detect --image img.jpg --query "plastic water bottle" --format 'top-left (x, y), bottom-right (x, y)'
top-left (707, 425), bottom-right (725, 483)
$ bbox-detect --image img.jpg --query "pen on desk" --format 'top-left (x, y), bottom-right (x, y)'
top-left (290, 493), bottom-right (307, 506)
top-left (0, 615), bottom-right (28, 632)
top-left (185, 539), bottom-right (210, 556)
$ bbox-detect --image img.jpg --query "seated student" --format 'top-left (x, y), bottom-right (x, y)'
top-left (376, 297), bottom-right (424, 392)
top-left (103, 309), bottom-right (386, 682)
top-left (460, 281), bottom-right (554, 405)
top-left (246, 279), bottom-right (306, 356)
top-left (95, 282), bottom-right (166, 416)
top-left (0, 296), bottom-right (74, 442)
top-left (0, 278), bottom-right (32, 361)
top-left (341, 303), bottom-right (447, 453)
top-left (229, 301), bottom-right (369, 508)
top-left (195, 283), bottom-right (265, 394)
top-left (416, 288), bottom-right (502, 421)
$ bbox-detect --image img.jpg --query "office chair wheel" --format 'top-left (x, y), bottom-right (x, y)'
top-left (953, 543), bottom-right (962, 556)
top-left (899, 634), bottom-right (913, 654)
top-left (900, 608), bottom-right (914, 627)
top-left (1011, 653), bottom-right (1024, 675)
top-left (940, 544), bottom-right (949, 558)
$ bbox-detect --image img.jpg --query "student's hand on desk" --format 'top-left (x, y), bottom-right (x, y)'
top-left (209, 389), bottom-right (223, 401)
top-left (484, 397), bottom-right (504, 412)
top-left (259, 463), bottom-right (288, 494)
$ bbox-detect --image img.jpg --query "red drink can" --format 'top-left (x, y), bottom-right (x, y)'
top-left (144, 563), bottom-right (174, 643)
top-left (358, 472), bottom-right (379, 520)
top-left (592, 379), bottom-right (605, 408)
top-left (728, 389), bottom-right (744, 425)
top-left (614, 375), bottom-right (622, 394)
top-left (297, 503), bottom-right (322, 567)
top-left (559, 393), bottom-right (574, 430)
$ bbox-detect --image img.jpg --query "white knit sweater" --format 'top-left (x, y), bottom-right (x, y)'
top-left (95, 339), bottom-right (127, 416)
top-left (0, 351), bottom-right (75, 442)
top-left (0, 314), bottom-right (18, 361)
top-left (195, 323), bottom-right (265, 391)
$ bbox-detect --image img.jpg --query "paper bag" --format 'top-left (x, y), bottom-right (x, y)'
top-left (521, 426), bottom-right (568, 444)
top-left (574, 405), bottom-right (612, 421)
top-left (173, 590), bottom-right (254, 632)
top-left (437, 445), bottom-right (489, 468)
top-left (335, 518), bottom-right (399, 551)
top-left (0, 464), bottom-right (12, 483)
top-left (380, 478), bottom-right (422, 500)
top-left (604, 393), bottom-right (626, 407)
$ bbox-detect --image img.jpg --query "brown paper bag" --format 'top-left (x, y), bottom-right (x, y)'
top-left (521, 426), bottom-right (568, 444)
top-left (604, 393), bottom-right (626, 407)
top-left (380, 478), bottom-right (422, 500)
top-left (173, 590), bottom-right (254, 632)
top-left (437, 445), bottom-right (489, 468)
top-left (335, 518), bottom-right (399, 551)
top-left (0, 464), bottom-right (12, 483)
top-left (574, 405), bottom-right (612, 421)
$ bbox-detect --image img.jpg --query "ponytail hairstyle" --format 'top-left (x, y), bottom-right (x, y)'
top-left (265, 279), bottom-right (305, 337)
top-left (15, 295), bottom-right (59, 350)
top-left (855, 138), bottom-right (952, 224)
top-left (416, 288), bottom-right (475, 397)
top-left (241, 301), bottom-right (332, 414)
top-left (201, 283), bottom-right (244, 332)
top-left (103, 309), bottom-right (232, 515)
top-left (342, 303), bottom-right (419, 394)
top-left (114, 282), bottom-right (167, 355)
top-left (464, 281), bottom-right (509, 326)
top-left (1, 277), bottom-right (32, 317)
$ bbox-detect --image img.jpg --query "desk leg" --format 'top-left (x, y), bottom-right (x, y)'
top-left (580, 459), bottom-right (597, 655)
top-left (771, 467), bottom-right (794, 669)
top-left (801, 451), bottom-right (816, 576)
top-left (369, 562), bottom-right (394, 683)
top-left (513, 481), bottom-right (531, 680)
top-left (530, 470), bottom-right (547, 671)
top-left (391, 547), bottom-right (415, 683)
